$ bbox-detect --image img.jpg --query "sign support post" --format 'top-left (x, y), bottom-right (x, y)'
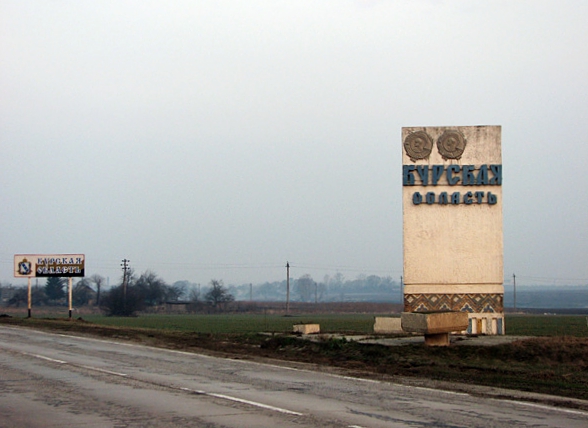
top-left (27, 277), bottom-right (32, 318)
top-left (68, 277), bottom-right (73, 319)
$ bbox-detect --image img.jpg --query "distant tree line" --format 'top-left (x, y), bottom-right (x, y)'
top-left (0, 272), bottom-right (400, 315)
top-left (99, 271), bottom-right (235, 316)
top-left (229, 273), bottom-right (401, 303)
top-left (0, 269), bottom-right (400, 315)
top-left (0, 274), bottom-right (106, 308)
top-left (3, 275), bottom-right (587, 313)
top-left (0, 272), bottom-right (235, 317)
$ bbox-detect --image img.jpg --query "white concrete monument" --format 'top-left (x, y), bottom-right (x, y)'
top-left (402, 126), bottom-right (504, 335)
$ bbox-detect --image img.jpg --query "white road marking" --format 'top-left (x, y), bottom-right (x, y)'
top-left (500, 400), bottom-right (588, 416)
top-left (24, 351), bottom-right (128, 377)
top-left (180, 387), bottom-right (206, 394)
top-left (17, 346), bottom-right (303, 417)
top-left (28, 353), bottom-right (67, 364)
top-left (81, 366), bottom-right (128, 377)
top-left (178, 387), bottom-right (303, 415)
top-left (411, 385), bottom-right (469, 396)
top-left (208, 392), bottom-right (304, 416)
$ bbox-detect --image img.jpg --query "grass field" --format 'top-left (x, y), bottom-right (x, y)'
top-left (506, 314), bottom-right (588, 337)
top-left (64, 313), bottom-right (588, 337)
top-left (79, 313), bottom-right (380, 334)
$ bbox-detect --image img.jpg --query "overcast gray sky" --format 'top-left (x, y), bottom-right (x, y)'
top-left (2, 1), bottom-right (587, 288)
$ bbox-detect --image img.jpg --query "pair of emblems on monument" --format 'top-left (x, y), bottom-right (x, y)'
top-left (404, 130), bottom-right (466, 162)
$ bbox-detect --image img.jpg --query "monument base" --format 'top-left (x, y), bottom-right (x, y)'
top-left (404, 292), bottom-right (505, 335)
top-left (467, 314), bottom-right (504, 335)
top-left (401, 311), bottom-right (469, 347)
top-left (424, 333), bottom-right (450, 346)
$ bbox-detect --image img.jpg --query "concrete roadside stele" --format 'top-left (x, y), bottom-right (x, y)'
top-left (401, 311), bottom-right (469, 346)
top-left (402, 126), bottom-right (504, 335)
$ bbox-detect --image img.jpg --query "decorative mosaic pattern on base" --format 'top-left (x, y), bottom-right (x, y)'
top-left (404, 293), bottom-right (503, 313)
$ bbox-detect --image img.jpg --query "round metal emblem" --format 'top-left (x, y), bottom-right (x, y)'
top-left (404, 131), bottom-right (433, 162)
top-left (437, 130), bottom-right (466, 160)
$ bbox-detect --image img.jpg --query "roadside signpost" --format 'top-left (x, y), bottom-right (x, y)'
top-left (14, 254), bottom-right (85, 318)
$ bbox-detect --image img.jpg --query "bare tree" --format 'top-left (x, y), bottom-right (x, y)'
top-left (295, 274), bottom-right (314, 302)
top-left (100, 283), bottom-right (144, 316)
top-left (205, 280), bottom-right (234, 309)
top-left (188, 284), bottom-right (201, 302)
top-left (169, 280), bottom-right (189, 301)
top-left (90, 274), bottom-right (105, 306)
top-left (73, 278), bottom-right (94, 306)
top-left (135, 271), bottom-right (168, 306)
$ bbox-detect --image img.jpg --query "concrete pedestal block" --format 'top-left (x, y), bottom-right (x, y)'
top-left (373, 317), bottom-right (402, 334)
top-left (293, 324), bottom-right (320, 334)
top-left (401, 311), bottom-right (469, 346)
top-left (424, 333), bottom-right (450, 346)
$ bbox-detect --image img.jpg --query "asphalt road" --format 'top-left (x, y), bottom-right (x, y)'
top-left (1, 325), bottom-right (587, 428)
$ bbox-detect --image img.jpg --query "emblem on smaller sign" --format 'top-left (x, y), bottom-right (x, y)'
top-left (437, 130), bottom-right (466, 160)
top-left (17, 258), bottom-right (32, 276)
top-left (404, 131), bottom-right (433, 162)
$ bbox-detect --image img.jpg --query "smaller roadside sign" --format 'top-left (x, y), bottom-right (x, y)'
top-left (14, 254), bottom-right (85, 278)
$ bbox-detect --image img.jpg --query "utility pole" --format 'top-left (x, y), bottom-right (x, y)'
top-left (121, 259), bottom-right (130, 310)
top-left (250, 283), bottom-right (253, 301)
top-left (513, 273), bottom-right (517, 312)
top-left (315, 281), bottom-right (318, 304)
top-left (286, 262), bottom-right (290, 315)
top-left (400, 275), bottom-right (403, 307)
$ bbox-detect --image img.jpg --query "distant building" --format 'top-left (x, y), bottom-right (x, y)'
top-left (165, 301), bottom-right (191, 313)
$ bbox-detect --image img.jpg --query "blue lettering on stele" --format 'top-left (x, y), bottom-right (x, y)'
top-left (403, 164), bottom-right (502, 205)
